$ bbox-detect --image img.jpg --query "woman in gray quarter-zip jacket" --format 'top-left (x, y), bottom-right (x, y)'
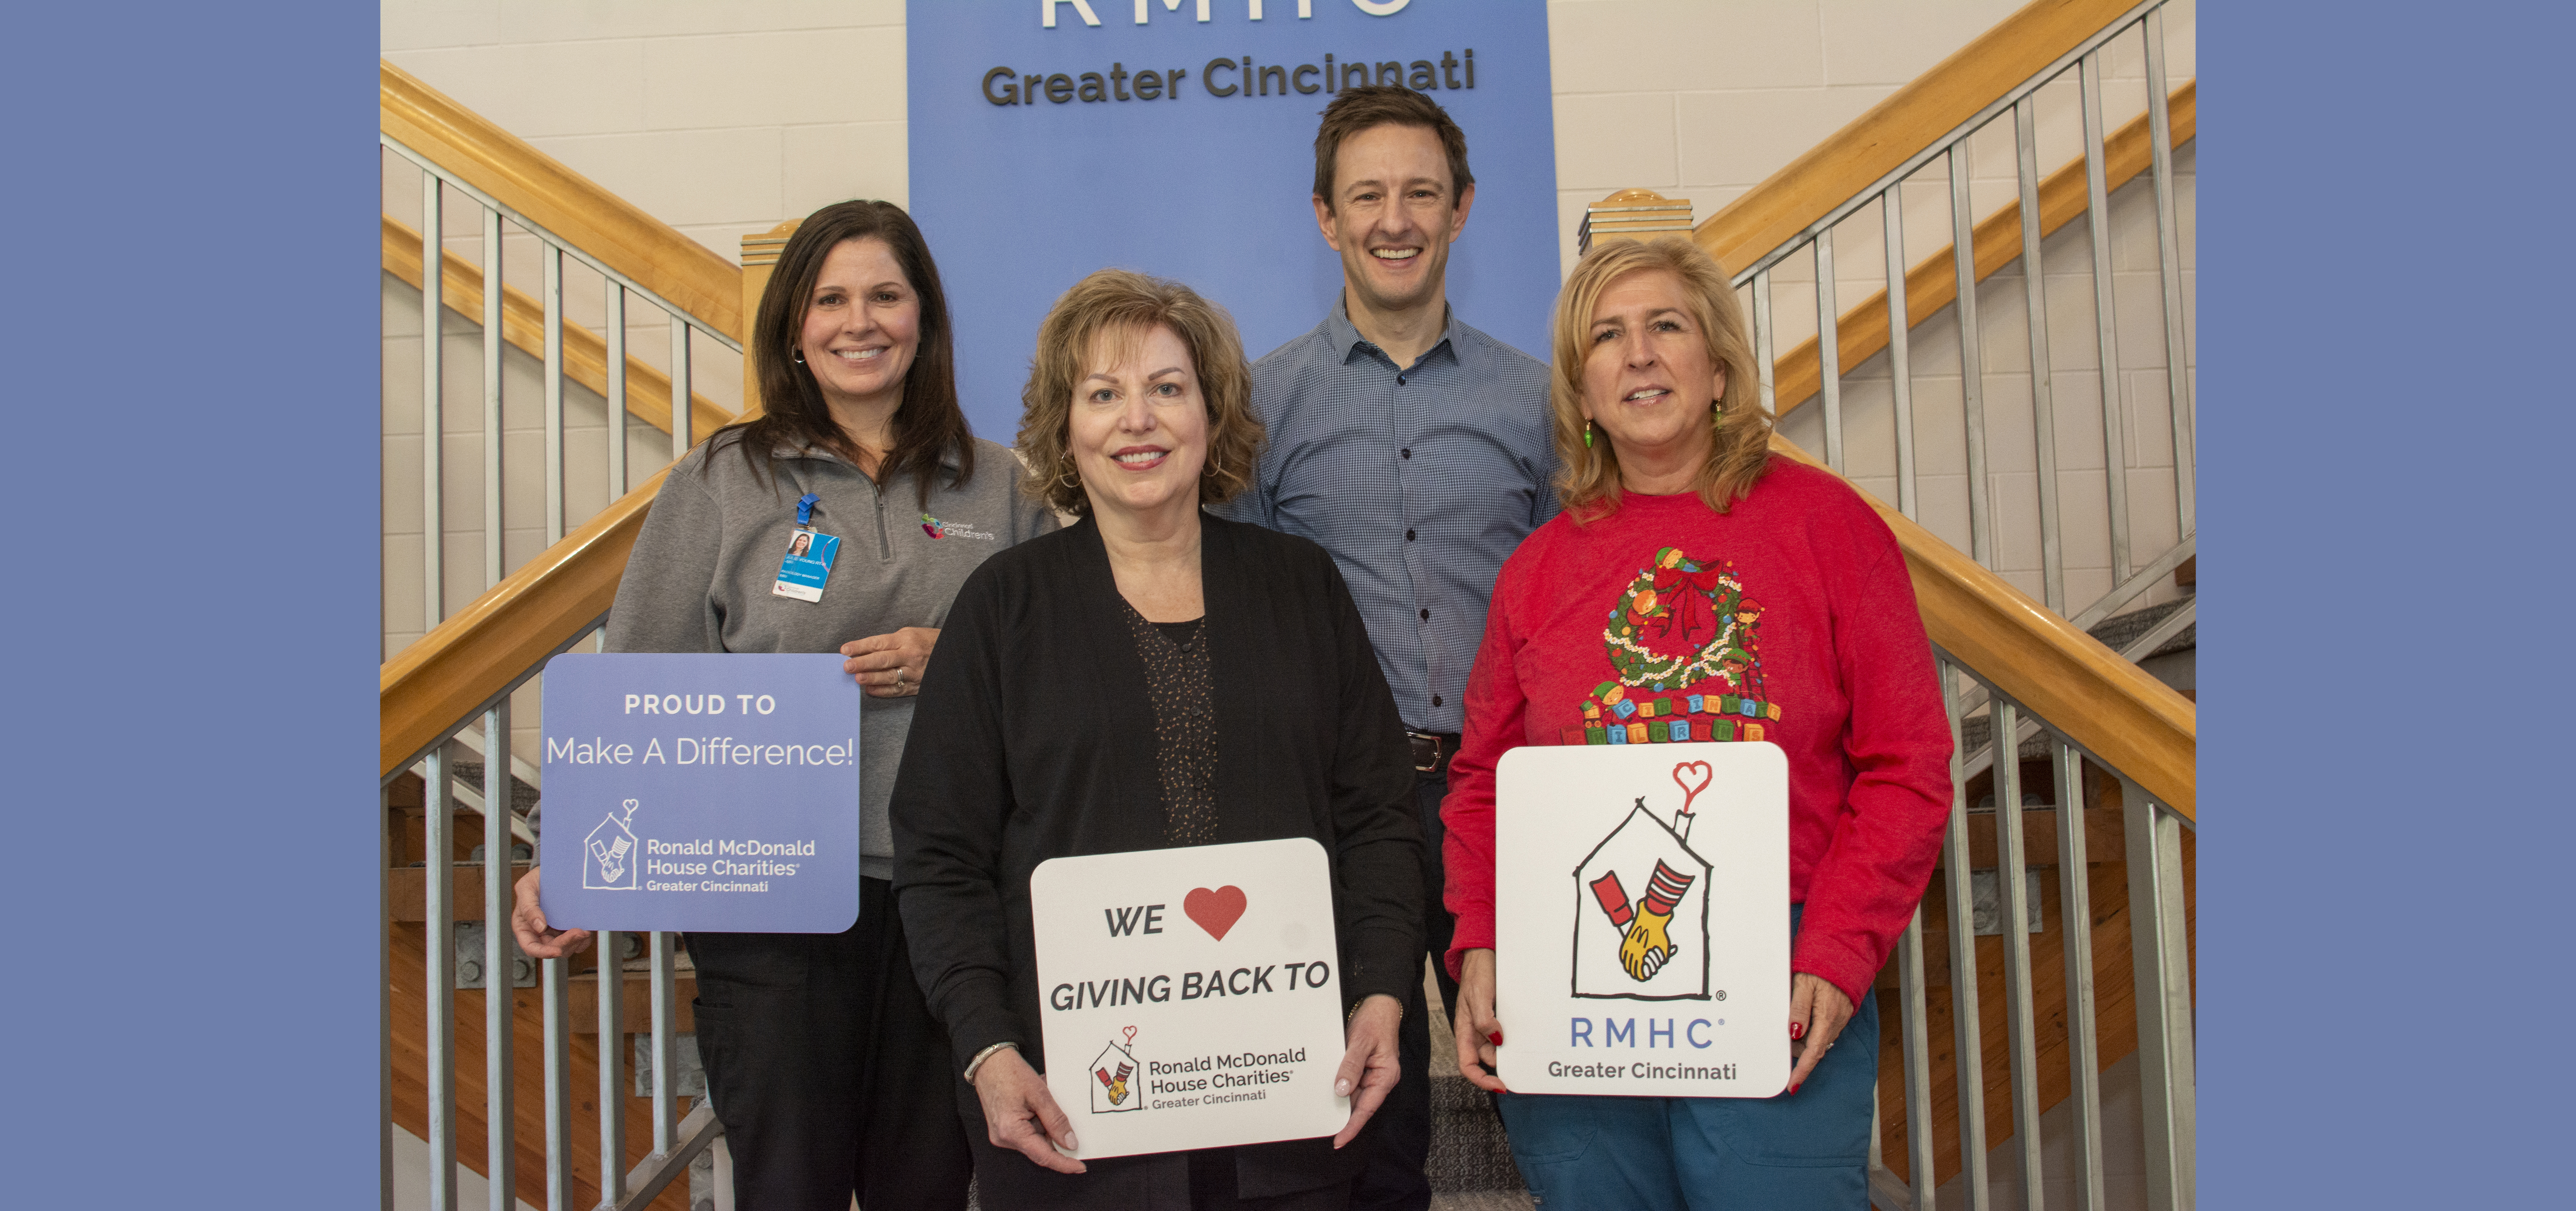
top-left (511, 200), bottom-right (1056, 1211)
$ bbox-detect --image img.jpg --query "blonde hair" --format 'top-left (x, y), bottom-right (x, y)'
top-left (1549, 236), bottom-right (1771, 521)
top-left (1016, 269), bottom-right (1263, 516)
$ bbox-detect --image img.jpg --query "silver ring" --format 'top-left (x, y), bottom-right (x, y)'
top-left (894, 667), bottom-right (907, 691)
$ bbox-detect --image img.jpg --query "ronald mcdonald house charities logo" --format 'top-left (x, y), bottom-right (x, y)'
top-left (1091, 1027), bottom-right (1143, 1114)
top-left (583, 799), bottom-right (642, 891)
top-left (1570, 762), bottom-right (1716, 1000)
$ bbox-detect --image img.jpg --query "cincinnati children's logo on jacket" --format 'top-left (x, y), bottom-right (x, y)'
top-left (919, 513), bottom-right (997, 541)
top-left (1560, 546), bottom-right (1786, 747)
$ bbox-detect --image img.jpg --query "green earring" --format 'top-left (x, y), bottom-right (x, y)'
top-left (1583, 420), bottom-right (1593, 449)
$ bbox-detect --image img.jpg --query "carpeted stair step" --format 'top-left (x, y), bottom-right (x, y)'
top-left (1421, 964), bottom-right (1527, 1200)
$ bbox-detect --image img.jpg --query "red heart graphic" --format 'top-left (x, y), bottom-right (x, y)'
top-left (1672, 761), bottom-right (1714, 814)
top-left (1183, 886), bottom-right (1248, 941)
top-left (1122, 1025), bottom-right (1137, 1045)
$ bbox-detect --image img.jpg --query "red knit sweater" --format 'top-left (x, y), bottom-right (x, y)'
top-left (1440, 461), bottom-right (1954, 1004)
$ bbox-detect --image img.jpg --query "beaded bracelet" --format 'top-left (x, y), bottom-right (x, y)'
top-left (1347, 994), bottom-right (1404, 1025)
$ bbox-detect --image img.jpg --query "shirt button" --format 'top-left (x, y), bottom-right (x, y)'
top-left (1419, 608), bottom-right (1431, 620)
top-left (1433, 695), bottom-right (1444, 708)
top-left (1397, 375), bottom-right (1407, 385)
top-left (1406, 529), bottom-right (1417, 541)
top-left (1400, 448), bottom-right (1412, 459)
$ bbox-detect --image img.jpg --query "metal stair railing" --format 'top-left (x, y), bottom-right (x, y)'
top-left (1731, 0), bottom-right (2192, 629)
top-left (1697, 5), bottom-right (2195, 1205)
top-left (380, 65), bottom-right (744, 1210)
top-left (1886, 654), bottom-right (2195, 1211)
top-left (392, 616), bottom-right (719, 1211)
top-left (1594, 0), bottom-right (2196, 635)
top-left (384, 132), bottom-right (740, 642)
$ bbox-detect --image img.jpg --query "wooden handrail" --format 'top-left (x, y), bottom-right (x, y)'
top-left (1769, 82), bottom-right (2194, 416)
top-left (1697, 0), bottom-right (2144, 276)
top-left (380, 469), bottom-right (665, 779)
top-left (1770, 435), bottom-right (2195, 817)
top-left (382, 216), bottom-right (734, 439)
top-left (381, 61), bottom-right (743, 342)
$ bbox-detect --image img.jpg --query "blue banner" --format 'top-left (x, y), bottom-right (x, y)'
top-left (908, 0), bottom-right (1559, 444)
top-left (538, 654), bottom-right (862, 932)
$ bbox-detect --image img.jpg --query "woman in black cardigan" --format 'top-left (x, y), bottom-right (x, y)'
top-left (890, 269), bottom-right (1423, 1210)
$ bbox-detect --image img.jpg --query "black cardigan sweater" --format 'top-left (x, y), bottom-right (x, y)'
top-left (890, 513), bottom-right (1424, 1202)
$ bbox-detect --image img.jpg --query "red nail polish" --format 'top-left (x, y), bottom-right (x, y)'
top-left (1488, 1031), bottom-right (1504, 1046)
top-left (1789, 1021), bottom-right (1805, 1040)
top-left (1788, 1083), bottom-right (1801, 1095)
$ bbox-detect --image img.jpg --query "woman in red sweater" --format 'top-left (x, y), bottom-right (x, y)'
top-left (1441, 236), bottom-right (1953, 1208)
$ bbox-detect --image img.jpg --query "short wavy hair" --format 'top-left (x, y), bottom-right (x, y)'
top-left (1313, 84), bottom-right (1473, 209)
top-left (1550, 236), bottom-right (1771, 521)
top-left (1017, 269), bottom-right (1263, 516)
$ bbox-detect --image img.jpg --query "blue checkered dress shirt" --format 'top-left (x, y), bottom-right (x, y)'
top-left (1220, 301), bottom-right (1559, 734)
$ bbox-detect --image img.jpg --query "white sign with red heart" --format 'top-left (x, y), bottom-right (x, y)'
top-left (1493, 741), bottom-right (1792, 1097)
top-left (1027, 837), bottom-right (1350, 1158)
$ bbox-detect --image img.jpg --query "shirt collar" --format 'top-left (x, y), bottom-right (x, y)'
top-left (1325, 295), bottom-right (1467, 373)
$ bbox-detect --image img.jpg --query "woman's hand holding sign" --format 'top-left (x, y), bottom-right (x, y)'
top-left (1784, 971), bottom-right (1855, 1094)
top-left (508, 866), bottom-right (593, 960)
top-left (841, 626), bottom-right (937, 698)
top-left (1330, 993), bottom-right (1404, 1148)
top-left (970, 1046), bottom-right (1086, 1174)
top-left (1451, 949), bottom-right (1508, 1095)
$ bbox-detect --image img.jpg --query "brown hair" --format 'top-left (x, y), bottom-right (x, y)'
top-left (1550, 236), bottom-right (1771, 521)
top-left (1017, 269), bottom-right (1263, 517)
top-left (715, 200), bottom-right (972, 508)
top-left (1311, 85), bottom-right (1474, 209)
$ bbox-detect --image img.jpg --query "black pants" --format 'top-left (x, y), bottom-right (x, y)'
top-left (1351, 769), bottom-right (1463, 1211)
top-left (1188, 1149), bottom-right (1353, 1209)
top-left (687, 876), bottom-right (972, 1210)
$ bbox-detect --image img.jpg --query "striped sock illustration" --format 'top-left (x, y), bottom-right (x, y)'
top-left (1641, 860), bottom-right (1696, 917)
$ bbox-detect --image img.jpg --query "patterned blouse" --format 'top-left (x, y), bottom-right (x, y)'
top-left (1119, 600), bottom-right (1217, 845)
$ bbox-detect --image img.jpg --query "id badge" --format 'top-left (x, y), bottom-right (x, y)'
top-left (772, 528), bottom-right (841, 602)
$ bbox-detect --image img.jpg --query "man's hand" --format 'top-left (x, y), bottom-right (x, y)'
top-left (1332, 994), bottom-right (1403, 1148)
top-left (1620, 901), bottom-right (1677, 980)
top-left (970, 1048), bottom-right (1086, 1174)
top-left (509, 866), bottom-right (594, 960)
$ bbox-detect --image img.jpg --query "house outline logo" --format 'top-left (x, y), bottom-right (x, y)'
top-left (583, 799), bottom-right (642, 891)
top-left (1568, 763), bottom-right (1717, 1001)
top-left (1089, 1030), bottom-right (1143, 1114)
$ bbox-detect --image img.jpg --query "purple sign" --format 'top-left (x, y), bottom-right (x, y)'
top-left (538, 653), bottom-right (861, 932)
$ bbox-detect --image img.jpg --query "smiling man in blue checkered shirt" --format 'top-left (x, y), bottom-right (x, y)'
top-left (1219, 84), bottom-right (1556, 1210)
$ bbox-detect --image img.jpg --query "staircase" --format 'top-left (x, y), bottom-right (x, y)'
top-left (378, 2), bottom-right (2195, 1208)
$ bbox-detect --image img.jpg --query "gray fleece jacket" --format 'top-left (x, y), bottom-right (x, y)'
top-left (604, 434), bottom-right (1058, 880)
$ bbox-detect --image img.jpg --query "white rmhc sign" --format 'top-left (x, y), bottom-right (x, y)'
top-left (1493, 743), bottom-right (1794, 1098)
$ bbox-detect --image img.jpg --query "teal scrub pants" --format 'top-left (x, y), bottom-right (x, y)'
top-left (1493, 917), bottom-right (1878, 1209)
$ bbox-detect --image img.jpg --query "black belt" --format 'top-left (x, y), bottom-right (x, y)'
top-left (1407, 730), bottom-right (1462, 776)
